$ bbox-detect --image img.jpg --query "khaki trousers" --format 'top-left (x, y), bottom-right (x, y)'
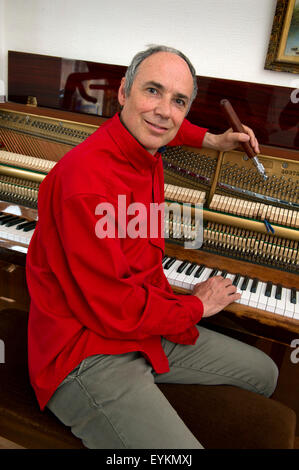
top-left (47, 325), bottom-right (278, 449)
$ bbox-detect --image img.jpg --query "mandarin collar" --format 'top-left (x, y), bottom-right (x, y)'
top-left (106, 113), bottom-right (160, 173)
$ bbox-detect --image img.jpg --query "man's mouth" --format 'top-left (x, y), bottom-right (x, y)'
top-left (144, 120), bottom-right (169, 133)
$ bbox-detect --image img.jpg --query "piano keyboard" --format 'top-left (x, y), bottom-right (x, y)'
top-left (162, 255), bottom-right (299, 320)
top-left (0, 212), bottom-right (36, 251)
top-left (0, 209), bottom-right (298, 321)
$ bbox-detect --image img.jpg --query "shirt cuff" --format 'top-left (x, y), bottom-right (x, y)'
top-left (179, 293), bottom-right (204, 324)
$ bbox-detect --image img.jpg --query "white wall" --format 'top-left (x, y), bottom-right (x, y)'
top-left (0, 0), bottom-right (5, 100)
top-left (1, 0), bottom-right (298, 97)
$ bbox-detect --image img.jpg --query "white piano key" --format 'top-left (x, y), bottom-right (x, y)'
top-left (181, 276), bottom-right (195, 290)
top-left (234, 276), bottom-right (244, 303)
top-left (163, 259), bottom-right (180, 276)
top-left (164, 260), bottom-right (184, 286)
top-left (265, 292), bottom-right (277, 312)
top-left (10, 245), bottom-right (28, 253)
top-left (294, 296), bottom-right (299, 320)
top-left (256, 282), bottom-right (268, 310)
top-left (285, 288), bottom-right (295, 318)
top-left (181, 264), bottom-right (207, 290)
top-left (260, 283), bottom-right (276, 313)
top-left (175, 262), bottom-right (193, 288)
top-left (181, 267), bottom-right (200, 290)
top-left (162, 256), bottom-right (171, 266)
top-left (186, 264), bottom-right (207, 288)
top-left (239, 278), bottom-right (253, 306)
top-left (168, 262), bottom-right (191, 287)
top-left (191, 266), bottom-right (207, 284)
top-left (248, 281), bottom-right (263, 309)
top-left (0, 224), bottom-right (34, 245)
top-left (197, 267), bottom-right (213, 283)
top-left (274, 287), bottom-right (287, 316)
top-left (189, 267), bottom-right (213, 289)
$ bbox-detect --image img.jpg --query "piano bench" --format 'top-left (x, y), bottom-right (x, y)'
top-left (0, 308), bottom-right (296, 449)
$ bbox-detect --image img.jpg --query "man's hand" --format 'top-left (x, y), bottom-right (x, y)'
top-left (192, 276), bottom-right (241, 318)
top-left (203, 125), bottom-right (260, 153)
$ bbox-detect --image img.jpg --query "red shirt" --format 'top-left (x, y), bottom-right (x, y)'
top-left (26, 114), bottom-right (207, 410)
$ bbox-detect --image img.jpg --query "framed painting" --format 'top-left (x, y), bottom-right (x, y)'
top-left (265, 0), bottom-right (299, 73)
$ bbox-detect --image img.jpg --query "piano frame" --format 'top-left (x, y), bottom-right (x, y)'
top-left (0, 100), bottom-right (298, 343)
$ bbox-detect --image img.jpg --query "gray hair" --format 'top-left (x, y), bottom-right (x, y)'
top-left (123, 45), bottom-right (198, 109)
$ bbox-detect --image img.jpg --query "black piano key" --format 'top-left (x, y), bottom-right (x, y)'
top-left (232, 274), bottom-right (241, 286)
top-left (177, 260), bottom-right (189, 273)
top-left (23, 222), bottom-right (37, 232)
top-left (164, 257), bottom-right (176, 269)
top-left (185, 263), bottom-right (197, 276)
top-left (5, 217), bottom-right (26, 227)
top-left (221, 270), bottom-right (228, 278)
top-left (194, 265), bottom-right (205, 278)
top-left (209, 268), bottom-right (218, 278)
top-left (162, 256), bottom-right (171, 266)
top-left (240, 276), bottom-right (249, 291)
top-left (0, 215), bottom-right (18, 225)
top-left (275, 284), bottom-right (282, 300)
top-left (291, 288), bottom-right (297, 304)
top-left (250, 278), bottom-right (258, 293)
top-left (265, 281), bottom-right (273, 298)
top-left (16, 221), bottom-right (36, 230)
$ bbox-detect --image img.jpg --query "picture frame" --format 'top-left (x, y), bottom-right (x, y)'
top-left (265, 0), bottom-right (299, 73)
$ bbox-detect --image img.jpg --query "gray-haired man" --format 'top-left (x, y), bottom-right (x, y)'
top-left (27, 45), bottom-right (278, 449)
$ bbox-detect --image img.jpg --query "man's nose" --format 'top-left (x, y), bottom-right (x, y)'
top-left (154, 97), bottom-right (171, 119)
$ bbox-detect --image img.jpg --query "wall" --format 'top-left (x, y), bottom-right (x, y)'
top-left (0, 0), bottom-right (298, 97)
top-left (0, 0), bottom-right (5, 100)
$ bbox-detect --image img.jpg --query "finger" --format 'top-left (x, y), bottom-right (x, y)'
top-left (226, 292), bottom-right (242, 302)
top-left (210, 276), bottom-right (233, 289)
top-left (228, 131), bottom-right (250, 146)
top-left (247, 133), bottom-right (259, 153)
top-left (208, 275), bottom-right (230, 287)
top-left (233, 131), bottom-right (260, 154)
top-left (225, 284), bottom-right (239, 295)
top-left (253, 137), bottom-right (260, 154)
top-left (241, 125), bottom-right (260, 153)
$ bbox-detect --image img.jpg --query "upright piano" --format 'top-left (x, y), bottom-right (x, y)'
top-left (0, 44), bottom-right (298, 449)
top-left (0, 51), bottom-right (298, 352)
top-left (0, 99), bottom-right (298, 348)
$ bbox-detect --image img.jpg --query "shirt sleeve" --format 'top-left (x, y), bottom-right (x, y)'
top-left (168, 118), bottom-right (208, 148)
top-left (50, 194), bottom-right (203, 342)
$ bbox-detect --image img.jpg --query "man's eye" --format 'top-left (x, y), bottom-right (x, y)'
top-left (147, 87), bottom-right (158, 94)
top-left (176, 98), bottom-right (186, 107)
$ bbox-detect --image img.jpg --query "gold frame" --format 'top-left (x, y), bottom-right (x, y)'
top-left (265, 0), bottom-right (299, 73)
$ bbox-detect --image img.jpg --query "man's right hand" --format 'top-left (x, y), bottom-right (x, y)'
top-left (192, 276), bottom-right (241, 318)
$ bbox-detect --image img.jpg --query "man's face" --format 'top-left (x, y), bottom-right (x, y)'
top-left (118, 52), bottom-right (194, 155)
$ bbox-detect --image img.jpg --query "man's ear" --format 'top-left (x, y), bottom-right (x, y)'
top-left (118, 77), bottom-right (126, 106)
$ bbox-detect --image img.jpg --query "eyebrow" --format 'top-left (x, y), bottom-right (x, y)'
top-left (143, 81), bottom-right (190, 101)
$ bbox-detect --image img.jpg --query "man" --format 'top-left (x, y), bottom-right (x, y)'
top-left (26, 45), bottom-right (278, 449)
